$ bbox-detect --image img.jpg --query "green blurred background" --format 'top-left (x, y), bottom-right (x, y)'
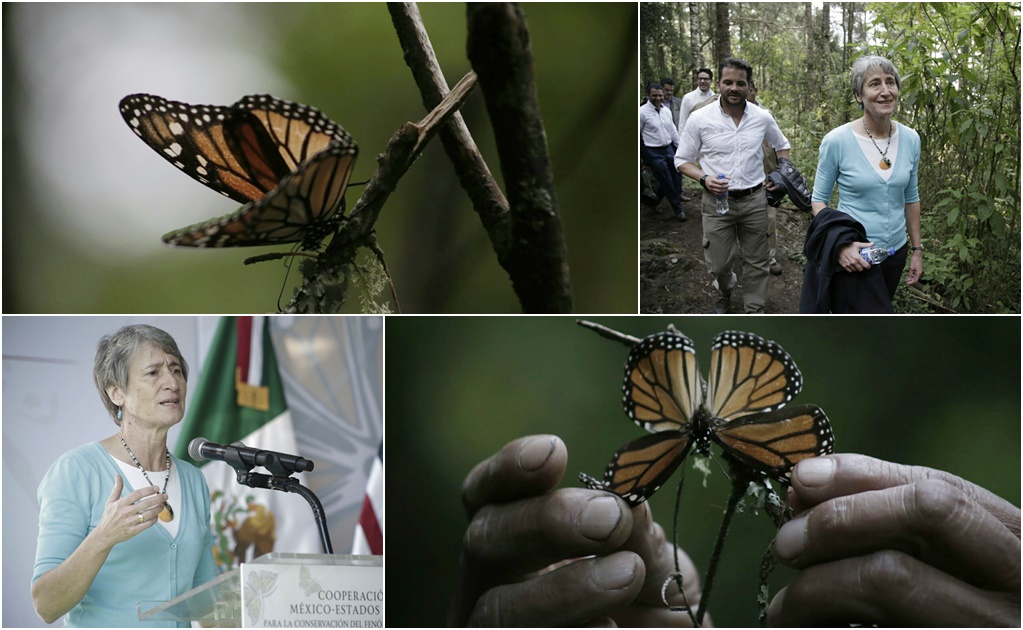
top-left (3, 3), bottom-right (636, 313)
top-left (386, 316), bottom-right (1021, 626)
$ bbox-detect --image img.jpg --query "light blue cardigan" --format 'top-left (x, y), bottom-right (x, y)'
top-left (812, 121), bottom-right (921, 250)
top-left (33, 442), bottom-right (218, 627)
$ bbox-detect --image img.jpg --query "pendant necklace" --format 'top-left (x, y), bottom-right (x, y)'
top-left (864, 120), bottom-right (893, 170)
top-left (119, 434), bottom-right (174, 522)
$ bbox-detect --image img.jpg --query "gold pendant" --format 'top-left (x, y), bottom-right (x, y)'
top-left (880, 158), bottom-right (891, 170)
top-left (159, 502), bottom-right (174, 522)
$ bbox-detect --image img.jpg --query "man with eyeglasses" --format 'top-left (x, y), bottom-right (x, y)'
top-left (678, 68), bottom-right (716, 135)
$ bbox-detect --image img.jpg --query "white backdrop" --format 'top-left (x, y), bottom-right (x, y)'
top-left (1, 316), bottom-right (383, 627)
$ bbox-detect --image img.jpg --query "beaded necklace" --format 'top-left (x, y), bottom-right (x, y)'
top-left (119, 434), bottom-right (174, 522)
top-left (863, 119), bottom-right (893, 170)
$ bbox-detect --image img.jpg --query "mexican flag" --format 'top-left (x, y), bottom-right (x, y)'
top-left (175, 316), bottom-right (320, 574)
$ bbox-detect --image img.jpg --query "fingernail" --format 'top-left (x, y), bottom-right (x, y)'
top-left (592, 553), bottom-right (638, 591)
top-left (518, 436), bottom-right (556, 472)
top-left (577, 495), bottom-right (624, 541)
top-left (796, 457), bottom-right (834, 487)
top-left (767, 586), bottom-right (786, 625)
top-left (774, 514), bottom-right (808, 562)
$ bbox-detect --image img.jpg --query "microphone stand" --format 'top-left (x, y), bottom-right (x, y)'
top-left (219, 446), bottom-right (334, 554)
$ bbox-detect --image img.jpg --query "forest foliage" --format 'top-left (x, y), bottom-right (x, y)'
top-left (642, 2), bottom-right (1021, 313)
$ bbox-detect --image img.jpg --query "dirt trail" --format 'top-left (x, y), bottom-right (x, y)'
top-left (639, 187), bottom-right (814, 314)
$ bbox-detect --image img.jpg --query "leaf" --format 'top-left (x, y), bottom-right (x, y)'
top-left (946, 207), bottom-right (959, 225)
top-left (978, 200), bottom-right (994, 221)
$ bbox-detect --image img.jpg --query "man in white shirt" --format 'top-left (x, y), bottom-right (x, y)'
top-left (640, 83), bottom-right (686, 220)
top-left (675, 58), bottom-right (791, 313)
top-left (660, 77), bottom-right (683, 128)
top-left (677, 68), bottom-right (716, 135)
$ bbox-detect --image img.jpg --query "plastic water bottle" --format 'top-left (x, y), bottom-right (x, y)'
top-left (860, 246), bottom-right (896, 264)
top-left (715, 173), bottom-right (729, 215)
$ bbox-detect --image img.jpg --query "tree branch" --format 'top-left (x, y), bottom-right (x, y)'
top-left (387, 2), bottom-right (510, 246)
top-left (284, 72), bottom-right (478, 313)
top-left (466, 3), bottom-right (574, 313)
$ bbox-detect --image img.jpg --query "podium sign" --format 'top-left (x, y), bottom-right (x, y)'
top-left (241, 554), bottom-right (382, 628)
top-left (137, 553), bottom-right (381, 627)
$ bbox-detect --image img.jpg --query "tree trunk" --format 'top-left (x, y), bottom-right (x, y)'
top-left (689, 2), bottom-right (700, 84)
top-left (715, 2), bottom-right (730, 65)
top-left (805, 1), bottom-right (815, 123)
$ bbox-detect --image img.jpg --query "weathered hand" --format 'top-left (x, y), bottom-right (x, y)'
top-left (769, 454), bottom-right (1020, 626)
top-left (450, 435), bottom-right (703, 627)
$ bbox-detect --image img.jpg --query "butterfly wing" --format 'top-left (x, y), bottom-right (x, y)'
top-left (161, 143), bottom-right (356, 248)
top-left (121, 93), bottom-right (358, 249)
top-left (119, 94), bottom-right (276, 205)
top-left (582, 431), bottom-right (693, 506)
top-left (623, 331), bottom-right (705, 432)
top-left (711, 404), bottom-right (834, 483)
top-left (705, 331), bottom-right (802, 422)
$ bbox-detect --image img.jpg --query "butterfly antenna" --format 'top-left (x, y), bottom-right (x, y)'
top-left (275, 248), bottom-right (303, 312)
top-left (709, 451), bottom-right (732, 482)
top-left (576, 320), bottom-right (642, 348)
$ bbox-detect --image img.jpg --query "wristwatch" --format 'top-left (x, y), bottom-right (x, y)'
top-left (911, 244), bottom-right (924, 252)
top-left (700, 175), bottom-right (709, 190)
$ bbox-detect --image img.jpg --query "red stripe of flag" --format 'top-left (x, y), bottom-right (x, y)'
top-left (236, 316), bottom-right (253, 382)
top-left (358, 495), bottom-right (382, 555)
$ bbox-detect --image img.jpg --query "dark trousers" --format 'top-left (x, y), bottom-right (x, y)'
top-left (832, 243), bottom-right (908, 313)
top-left (640, 144), bottom-right (684, 216)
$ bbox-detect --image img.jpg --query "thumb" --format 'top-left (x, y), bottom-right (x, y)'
top-left (109, 475), bottom-right (123, 502)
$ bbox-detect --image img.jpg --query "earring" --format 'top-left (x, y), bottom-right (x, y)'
top-left (117, 406), bottom-right (122, 421)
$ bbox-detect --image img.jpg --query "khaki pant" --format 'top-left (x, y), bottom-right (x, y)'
top-left (701, 188), bottom-right (770, 313)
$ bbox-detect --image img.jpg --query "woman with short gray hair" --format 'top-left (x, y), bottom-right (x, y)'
top-left (804, 55), bottom-right (924, 313)
top-left (32, 324), bottom-right (216, 626)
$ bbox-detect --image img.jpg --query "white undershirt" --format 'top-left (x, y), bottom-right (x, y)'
top-left (852, 124), bottom-right (899, 181)
top-left (114, 458), bottom-right (181, 538)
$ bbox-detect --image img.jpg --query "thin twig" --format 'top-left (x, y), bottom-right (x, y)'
top-left (696, 482), bottom-right (744, 627)
top-left (576, 319), bottom-right (642, 348)
top-left (467, 3), bottom-right (574, 313)
top-left (387, 2), bottom-right (510, 244)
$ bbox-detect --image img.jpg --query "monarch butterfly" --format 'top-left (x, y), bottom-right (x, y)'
top-left (582, 329), bottom-right (833, 506)
top-left (118, 93), bottom-right (358, 251)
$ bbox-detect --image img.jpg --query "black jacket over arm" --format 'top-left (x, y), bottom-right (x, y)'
top-left (799, 207), bottom-right (893, 314)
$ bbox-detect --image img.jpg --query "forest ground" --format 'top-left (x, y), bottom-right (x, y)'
top-left (639, 183), bottom-right (815, 314)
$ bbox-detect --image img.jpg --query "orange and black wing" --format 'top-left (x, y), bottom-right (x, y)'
top-left (622, 331), bottom-right (704, 433)
top-left (581, 430), bottom-right (693, 506)
top-left (119, 93), bottom-right (279, 205)
top-left (705, 331), bottom-right (802, 422)
top-left (160, 140), bottom-right (356, 249)
top-left (120, 93), bottom-right (357, 249)
top-left (711, 404), bottom-right (834, 483)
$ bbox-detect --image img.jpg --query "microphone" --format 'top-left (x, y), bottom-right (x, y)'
top-left (188, 437), bottom-right (314, 475)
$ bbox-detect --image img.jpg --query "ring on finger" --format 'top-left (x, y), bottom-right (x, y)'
top-left (137, 512), bottom-right (144, 524)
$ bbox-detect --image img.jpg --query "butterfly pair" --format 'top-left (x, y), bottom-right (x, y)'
top-left (582, 329), bottom-right (834, 506)
top-left (119, 93), bottom-right (357, 251)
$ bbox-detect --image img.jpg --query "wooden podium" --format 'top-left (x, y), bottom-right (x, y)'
top-left (137, 553), bottom-right (383, 627)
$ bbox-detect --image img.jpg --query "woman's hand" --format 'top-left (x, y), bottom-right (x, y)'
top-left (905, 249), bottom-right (923, 285)
top-left (837, 242), bottom-right (873, 273)
top-left (94, 475), bottom-right (165, 550)
top-left (450, 435), bottom-right (703, 627)
top-left (33, 475), bottom-right (168, 623)
top-left (769, 454), bottom-right (1020, 626)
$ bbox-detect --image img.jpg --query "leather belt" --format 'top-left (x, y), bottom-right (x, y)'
top-left (729, 183), bottom-right (763, 199)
